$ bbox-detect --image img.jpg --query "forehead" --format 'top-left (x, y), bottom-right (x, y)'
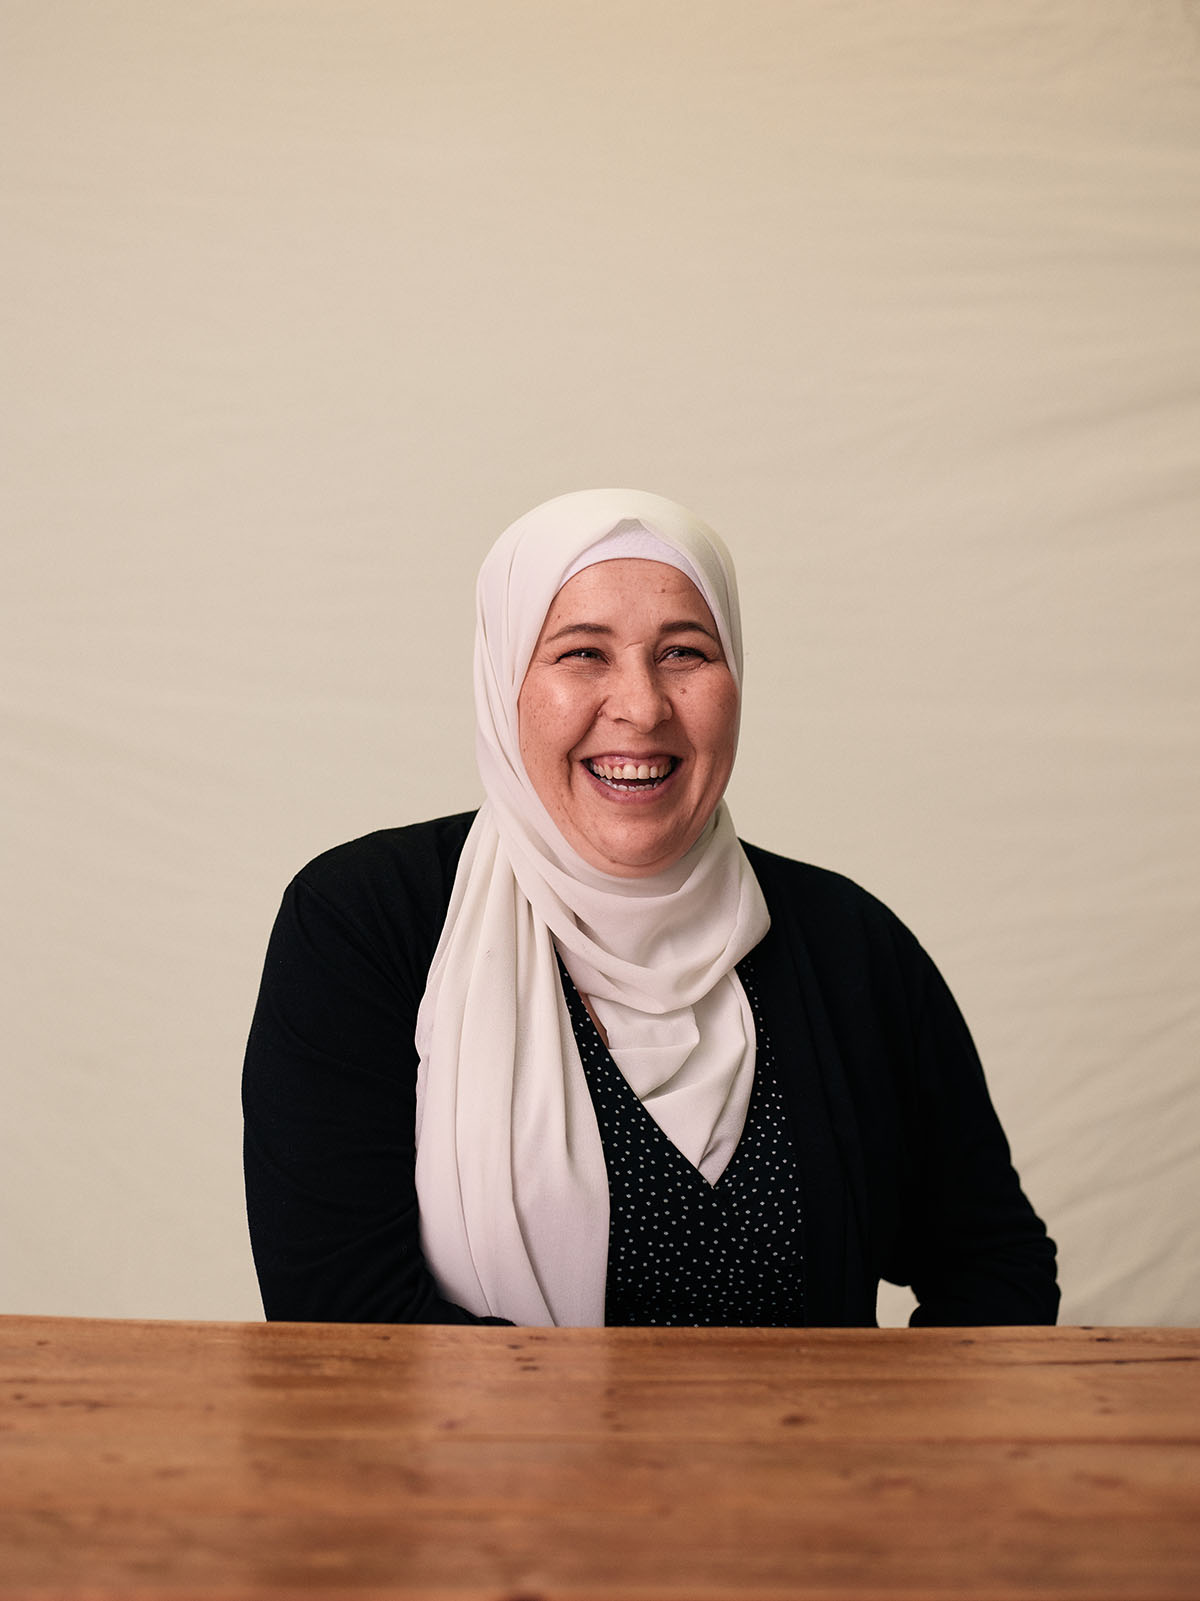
top-left (540, 558), bottom-right (714, 629)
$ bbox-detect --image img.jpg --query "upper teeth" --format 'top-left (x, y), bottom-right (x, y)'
top-left (589, 759), bottom-right (671, 781)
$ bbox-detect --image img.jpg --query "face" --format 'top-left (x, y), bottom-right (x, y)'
top-left (517, 559), bottom-right (738, 877)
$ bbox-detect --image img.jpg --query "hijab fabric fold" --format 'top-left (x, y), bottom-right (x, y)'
top-left (414, 490), bottom-right (770, 1325)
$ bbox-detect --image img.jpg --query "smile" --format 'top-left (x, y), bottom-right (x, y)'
top-left (585, 757), bottom-right (677, 790)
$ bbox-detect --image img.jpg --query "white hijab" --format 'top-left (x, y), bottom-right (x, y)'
top-left (413, 489), bottom-right (770, 1325)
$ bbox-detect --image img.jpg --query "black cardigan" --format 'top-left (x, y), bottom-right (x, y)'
top-left (242, 811), bottom-right (1058, 1326)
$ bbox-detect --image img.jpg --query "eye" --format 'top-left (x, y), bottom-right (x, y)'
top-left (660, 645), bottom-right (711, 664)
top-left (556, 646), bottom-right (607, 663)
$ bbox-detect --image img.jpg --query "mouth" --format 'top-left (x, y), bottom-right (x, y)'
top-left (584, 756), bottom-right (678, 792)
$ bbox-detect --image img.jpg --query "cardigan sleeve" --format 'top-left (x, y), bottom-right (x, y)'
top-left (743, 841), bottom-right (1058, 1328)
top-left (241, 822), bottom-right (508, 1324)
top-left (881, 927), bottom-right (1060, 1327)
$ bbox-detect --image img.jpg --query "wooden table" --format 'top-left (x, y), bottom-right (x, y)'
top-left (1, 1318), bottom-right (1197, 1599)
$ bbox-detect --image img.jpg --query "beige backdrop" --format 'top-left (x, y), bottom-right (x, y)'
top-left (3, 1), bottom-right (1198, 1325)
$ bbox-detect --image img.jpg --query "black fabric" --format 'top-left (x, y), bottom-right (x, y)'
top-left (562, 954), bottom-right (805, 1326)
top-left (242, 811), bottom-right (1059, 1326)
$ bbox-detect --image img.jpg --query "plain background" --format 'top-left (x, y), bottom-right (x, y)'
top-left (3, 0), bottom-right (1197, 1326)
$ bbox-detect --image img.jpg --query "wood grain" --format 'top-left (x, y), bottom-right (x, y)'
top-left (1, 1318), bottom-right (1197, 1599)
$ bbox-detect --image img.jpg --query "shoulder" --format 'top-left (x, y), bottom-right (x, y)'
top-left (740, 838), bottom-right (936, 1004)
top-left (742, 839), bottom-right (912, 943)
top-left (285, 811), bottom-right (477, 969)
top-left (296, 811), bottom-right (477, 904)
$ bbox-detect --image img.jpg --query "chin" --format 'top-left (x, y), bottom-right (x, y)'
top-left (577, 829), bottom-right (694, 879)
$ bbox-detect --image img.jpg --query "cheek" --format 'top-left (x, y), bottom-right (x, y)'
top-left (517, 675), bottom-right (586, 780)
top-left (692, 680), bottom-right (739, 773)
top-left (516, 688), bottom-right (547, 780)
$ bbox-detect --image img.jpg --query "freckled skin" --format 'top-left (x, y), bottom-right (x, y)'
top-left (517, 559), bottom-right (738, 877)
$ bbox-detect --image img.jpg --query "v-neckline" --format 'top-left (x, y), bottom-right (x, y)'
top-left (557, 954), bottom-right (756, 1193)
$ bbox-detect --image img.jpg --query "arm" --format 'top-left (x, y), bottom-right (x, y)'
top-left (242, 829), bottom-right (508, 1323)
top-left (737, 844), bottom-right (1059, 1328)
top-left (882, 935), bottom-right (1059, 1327)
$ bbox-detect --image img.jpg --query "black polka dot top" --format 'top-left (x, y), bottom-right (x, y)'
top-left (558, 954), bottom-right (805, 1327)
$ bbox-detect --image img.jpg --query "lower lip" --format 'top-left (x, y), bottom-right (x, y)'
top-left (581, 762), bottom-right (680, 802)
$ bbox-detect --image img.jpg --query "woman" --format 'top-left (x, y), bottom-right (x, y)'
top-left (243, 489), bottom-right (1058, 1327)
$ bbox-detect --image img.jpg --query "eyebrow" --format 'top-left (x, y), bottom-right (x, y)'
top-left (541, 619), bottom-right (720, 646)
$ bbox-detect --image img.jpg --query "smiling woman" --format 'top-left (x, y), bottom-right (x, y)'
top-left (242, 490), bottom-right (1060, 1329)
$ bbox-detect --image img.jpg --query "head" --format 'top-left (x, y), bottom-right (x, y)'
top-left (475, 490), bottom-right (744, 879)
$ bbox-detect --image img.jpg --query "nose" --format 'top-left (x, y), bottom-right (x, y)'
top-left (607, 659), bottom-right (671, 732)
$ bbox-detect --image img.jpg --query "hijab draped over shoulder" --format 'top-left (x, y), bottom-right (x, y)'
top-left (414, 490), bottom-right (769, 1325)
